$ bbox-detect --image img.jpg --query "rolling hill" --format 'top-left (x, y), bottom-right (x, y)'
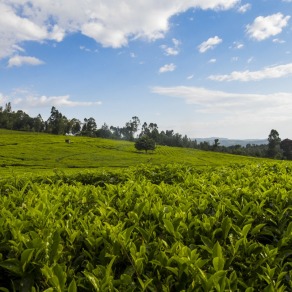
top-left (0, 129), bottom-right (270, 176)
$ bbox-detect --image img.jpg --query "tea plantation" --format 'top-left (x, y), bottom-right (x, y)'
top-left (0, 130), bottom-right (292, 291)
top-left (0, 129), bottom-right (263, 176)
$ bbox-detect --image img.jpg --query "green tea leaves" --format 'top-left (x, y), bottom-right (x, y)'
top-left (1, 163), bottom-right (292, 290)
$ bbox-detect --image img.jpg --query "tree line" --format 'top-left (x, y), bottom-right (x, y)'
top-left (195, 130), bottom-right (292, 160)
top-left (0, 103), bottom-right (195, 147)
top-left (0, 103), bottom-right (291, 160)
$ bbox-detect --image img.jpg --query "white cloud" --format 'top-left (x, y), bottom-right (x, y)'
top-left (246, 13), bottom-right (291, 41)
top-left (272, 38), bottom-right (286, 43)
top-left (160, 38), bottom-right (181, 56)
top-left (231, 41), bottom-right (244, 49)
top-left (237, 3), bottom-right (251, 13)
top-left (208, 63), bottom-right (292, 81)
top-left (80, 45), bottom-right (98, 53)
top-left (7, 55), bottom-right (45, 67)
top-left (0, 0), bottom-right (239, 59)
top-left (152, 86), bottom-right (292, 112)
top-left (208, 58), bottom-right (217, 63)
top-left (187, 74), bottom-right (194, 80)
top-left (1, 89), bottom-right (102, 109)
top-left (198, 36), bottom-right (222, 53)
top-left (12, 94), bottom-right (102, 108)
top-left (151, 86), bottom-right (292, 126)
top-left (159, 63), bottom-right (176, 73)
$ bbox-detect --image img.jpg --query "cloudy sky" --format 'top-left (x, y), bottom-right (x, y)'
top-left (1, 0), bottom-right (292, 139)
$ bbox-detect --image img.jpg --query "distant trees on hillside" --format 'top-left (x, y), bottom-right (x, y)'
top-left (0, 103), bottom-right (291, 160)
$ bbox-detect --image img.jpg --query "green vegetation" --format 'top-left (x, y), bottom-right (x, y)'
top-left (135, 136), bottom-right (156, 153)
top-left (1, 163), bottom-right (292, 291)
top-left (0, 129), bottom-right (264, 176)
top-left (1, 104), bottom-right (292, 160)
top-left (1, 129), bottom-right (292, 290)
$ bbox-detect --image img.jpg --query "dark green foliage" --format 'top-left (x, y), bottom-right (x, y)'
top-left (280, 139), bottom-right (292, 160)
top-left (1, 163), bottom-right (292, 291)
top-left (267, 129), bottom-right (281, 158)
top-left (135, 136), bottom-right (156, 153)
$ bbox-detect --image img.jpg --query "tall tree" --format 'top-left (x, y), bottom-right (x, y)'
top-left (46, 106), bottom-right (68, 135)
top-left (82, 117), bottom-right (97, 136)
top-left (267, 129), bottom-right (281, 158)
top-left (33, 114), bottom-right (45, 132)
top-left (125, 116), bottom-right (140, 141)
top-left (213, 138), bottom-right (220, 150)
top-left (69, 118), bottom-right (81, 135)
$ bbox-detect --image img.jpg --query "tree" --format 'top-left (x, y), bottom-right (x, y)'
top-left (125, 116), bottom-right (140, 141)
top-left (135, 136), bottom-right (156, 153)
top-left (110, 126), bottom-right (123, 139)
top-left (33, 114), bottom-right (45, 132)
top-left (46, 106), bottom-right (68, 135)
top-left (267, 129), bottom-right (281, 158)
top-left (82, 117), bottom-right (97, 136)
top-left (280, 139), bottom-right (292, 160)
top-left (96, 123), bottom-right (112, 138)
top-left (69, 118), bottom-right (81, 135)
top-left (213, 139), bottom-right (220, 151)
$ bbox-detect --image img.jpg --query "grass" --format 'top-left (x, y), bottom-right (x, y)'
top-left (0, 129), bottom-right (284, 176)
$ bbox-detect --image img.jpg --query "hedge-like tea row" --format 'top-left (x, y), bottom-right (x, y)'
top-left (0, 163), bottom-right (292, 291)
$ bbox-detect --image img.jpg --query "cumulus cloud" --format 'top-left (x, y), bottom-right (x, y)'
top-left (198, 36), bottom-right (222, 53)
top-left (160, 38), bottom-right (181, 56)
top-left (159, 63), bottom-right (176, 73)
top-left (208, 63), bottom-right (292, 81)
top-left (246, 13), bottom-right (291, 41)
top-left (237, 3), bottom-right (251, 13)
top-left (7, 55), bottom-right (45, 67)
top-left (0, 0), bottom-right (239, 59)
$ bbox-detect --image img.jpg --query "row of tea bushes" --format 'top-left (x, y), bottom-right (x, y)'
top-left (0, 163), bottom-right (291, 291)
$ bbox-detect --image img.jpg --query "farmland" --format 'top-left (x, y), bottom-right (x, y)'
top-left (0, 129), bottom-right (264, 176)
top-left (0, 129), bottom-right (292, 291)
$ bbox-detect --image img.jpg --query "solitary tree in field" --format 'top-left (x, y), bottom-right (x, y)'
top-left (135, 136), bottom-right (156, 153)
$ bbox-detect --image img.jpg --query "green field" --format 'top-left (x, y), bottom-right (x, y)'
top-left (1, 129), bottom-right (292, 291)
top-left (0, 129), bottom-right (269, 177)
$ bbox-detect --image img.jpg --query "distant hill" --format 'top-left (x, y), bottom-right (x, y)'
top-left (193, 137), bottom-right (268, 147)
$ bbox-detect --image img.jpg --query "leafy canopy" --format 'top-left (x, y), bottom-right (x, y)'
top-left (135, 136), bottom-right (156, 153)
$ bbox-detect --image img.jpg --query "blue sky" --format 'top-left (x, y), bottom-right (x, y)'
top-left (1, 0), bottom-right (292, 139)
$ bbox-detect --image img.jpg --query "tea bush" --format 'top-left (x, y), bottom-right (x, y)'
top-left (0, 163), bottom-right (292, 291)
